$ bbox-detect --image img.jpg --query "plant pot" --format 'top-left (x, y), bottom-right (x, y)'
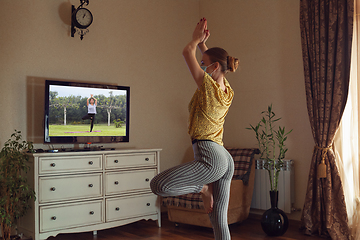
top-left (260, 190), bottom-right (289, 236)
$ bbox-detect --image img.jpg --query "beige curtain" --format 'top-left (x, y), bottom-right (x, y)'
top-left (334, 1), bottom-right (360, 239)
top-left (299, 0), bottom-right (354, 238)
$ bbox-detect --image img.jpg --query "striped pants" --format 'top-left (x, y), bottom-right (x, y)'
top-left (150, 140), bottom-right (234, 240)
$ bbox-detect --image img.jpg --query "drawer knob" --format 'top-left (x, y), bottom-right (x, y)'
top-left (50, 163), bottom-right (56, 167)
top-left (51, 216), bottom-right (56, 220)
top-left (88, 184), bottom-right (93, 188)
top-left (114, 181), bottom-right (119, 185)
top-left (145, 158), bottom-right (149, 161)
top-left (89, 211), bottom-right (94, 215)
top-left (50, 187), bottom-right (56, 191)
top-left (147, 203), bottom-right (150, 206)
top-left (114, 160), bottom-right (119, 163)
top-left (115, 207), bottom-right (120, 211)
top-left (145, 178), bottom-right (149, 182)
top-left (88, 161), bottom-right (93, 165)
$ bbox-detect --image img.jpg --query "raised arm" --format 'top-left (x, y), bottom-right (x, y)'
top-left (182, 18), bottom-right (210, 89)
top-left (198, 30), bottom-right (210, 54)
top-left (87, 94), bottom-right (94, 106)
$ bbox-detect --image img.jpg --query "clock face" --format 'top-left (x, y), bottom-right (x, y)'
top-left (75, 8), bottom-right (93, 29)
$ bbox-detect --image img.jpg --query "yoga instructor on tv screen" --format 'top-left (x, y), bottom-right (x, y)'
top-left (82, 94), bottom-right (97, 132)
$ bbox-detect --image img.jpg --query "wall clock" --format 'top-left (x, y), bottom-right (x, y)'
top-left (71, 0), bottom-right (93, 40)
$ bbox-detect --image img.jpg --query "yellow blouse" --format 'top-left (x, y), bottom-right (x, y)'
top-left (188, 73), bottom-right (234, 146)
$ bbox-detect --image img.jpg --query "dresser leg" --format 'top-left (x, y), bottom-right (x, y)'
top-left (157, 213), bottom-right (162, 227)
top-left (93, 230), bottom-right (97, 236)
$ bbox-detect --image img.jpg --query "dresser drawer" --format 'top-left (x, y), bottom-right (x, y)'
top-left (106, 194), bottom-right (157, 222)
top-left (105, 169), bottom-right (156, 195)
top-left (39, 173), bottom-right (102, 203)
top-left (39, 155), bottom-right (102, 174)
top-left (40, 200), bottom-right (103, 232)
top-left (105, 153), bottom-right (156, 169)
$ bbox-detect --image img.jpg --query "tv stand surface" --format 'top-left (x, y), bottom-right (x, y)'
top-left (19, 148), bottom-right (162, 240)
top-left (66, 147), bottom-right (115, 152)
top-left (36, 147), bottom-right (117, 153)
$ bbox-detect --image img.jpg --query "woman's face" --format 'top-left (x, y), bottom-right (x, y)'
top-left (90, 98), bottom-right (95, 104)
top-left (200, 54), bottom-right (216, 74)
top-left (200, 53), bottom-right (211, 67)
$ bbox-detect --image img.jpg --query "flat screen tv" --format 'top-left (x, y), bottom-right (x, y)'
top-left (44, 80), bottom-right (130, 144)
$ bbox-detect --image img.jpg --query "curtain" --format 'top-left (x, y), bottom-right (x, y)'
top-left (299, 0), bottom-right (354, 239)
top-left (334, 1), bottom-right (360, 239)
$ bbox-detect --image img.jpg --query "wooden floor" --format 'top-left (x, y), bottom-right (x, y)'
top-left (47, 213), bottom-right (324, 240)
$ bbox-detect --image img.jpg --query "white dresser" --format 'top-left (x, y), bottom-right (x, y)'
top-left (18, 149), bottom-right (161, 240)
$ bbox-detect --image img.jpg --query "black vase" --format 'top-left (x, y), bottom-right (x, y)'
top-left (260, 190), bottom-right (289, 236)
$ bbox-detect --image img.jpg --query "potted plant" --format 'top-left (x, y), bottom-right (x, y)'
top-left (0, 130), bottom-right (35, 240)
top-left (247, 104), bottom-right (292, 236)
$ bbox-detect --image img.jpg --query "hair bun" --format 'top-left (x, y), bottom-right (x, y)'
top-left (227, 56), bottom-right (239, 73)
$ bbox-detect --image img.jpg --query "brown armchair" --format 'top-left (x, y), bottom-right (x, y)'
top-left (162, 148), bottom-right (259, 228)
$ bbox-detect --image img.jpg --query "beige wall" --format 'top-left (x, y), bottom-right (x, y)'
top-left (0, 0), bottom-right (313, 220)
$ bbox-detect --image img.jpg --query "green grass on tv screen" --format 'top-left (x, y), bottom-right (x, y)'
top-left (49, 124), bottom-right (126, 136)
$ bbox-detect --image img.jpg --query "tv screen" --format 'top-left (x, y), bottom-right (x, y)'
top-left (44, 80), bottom-right (130, 144)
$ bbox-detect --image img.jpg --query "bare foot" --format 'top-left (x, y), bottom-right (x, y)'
top-left (200, 183), bottom-right (213, 213)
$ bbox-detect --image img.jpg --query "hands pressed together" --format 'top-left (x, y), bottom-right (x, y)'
top-left (193, 18), bottom-right (210, 45)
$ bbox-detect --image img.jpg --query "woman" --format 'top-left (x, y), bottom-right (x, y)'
top-left (82, 94), bottom-right (97, 132)
top-left (150, 18), bottom-right (239, 240)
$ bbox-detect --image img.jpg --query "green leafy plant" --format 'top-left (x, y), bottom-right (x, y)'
top-left (113, 119), bottom-right (124, 128)
top-left (246, 105), bottom-right (292, 191)
top-left (0, 130), bottom-right (35, 240)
